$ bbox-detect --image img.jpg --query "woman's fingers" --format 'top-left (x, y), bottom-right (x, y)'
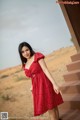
top-left (54, 89), bottom-right (60, 94)
top-left (30, 87), bottom-right (32, 91)
top-left (53, 84), bottom-right (61, 94)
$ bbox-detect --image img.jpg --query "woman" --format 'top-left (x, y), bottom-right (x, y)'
top-left (18, 42), bottom-right (63, 120)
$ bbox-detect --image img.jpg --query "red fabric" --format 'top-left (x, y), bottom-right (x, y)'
top-left (24, 52), bottom-right (63, 116)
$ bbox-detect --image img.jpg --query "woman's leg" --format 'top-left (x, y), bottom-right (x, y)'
top-left (48, 108), bottom-right (58, 120)
top-left (55, 107), bottom-right (59, 120)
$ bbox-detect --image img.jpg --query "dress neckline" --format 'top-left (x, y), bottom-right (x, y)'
top-left (24, 53), bottom-right (36, 70)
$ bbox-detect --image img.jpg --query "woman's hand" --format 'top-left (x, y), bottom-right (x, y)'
top-left (30, 86), bottom-right (33, 91)
top-left (53, 84), bottom-right (60, 94)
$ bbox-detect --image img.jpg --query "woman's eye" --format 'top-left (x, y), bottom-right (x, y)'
top-left (26, 49), bottom-right (29, 51)
top-left (21, 51), bottom-right (24, 53)
top-left (21, 48), bottom-right (29, 53)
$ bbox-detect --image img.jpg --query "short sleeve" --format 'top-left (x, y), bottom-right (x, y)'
top-left (35, 52), bottom-right (45, 62)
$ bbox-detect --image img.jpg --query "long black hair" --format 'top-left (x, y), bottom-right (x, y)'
top-left (18, 42), bottom-right (35, 67)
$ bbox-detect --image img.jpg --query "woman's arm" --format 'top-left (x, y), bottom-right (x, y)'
top-left (38, 58), bottom-right (60, 94)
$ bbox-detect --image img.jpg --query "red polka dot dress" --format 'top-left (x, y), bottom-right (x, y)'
top-left (24, 52), bottom-right (63, 116)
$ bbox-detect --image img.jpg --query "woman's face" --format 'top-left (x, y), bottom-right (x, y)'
top-left (21, 46), bottom-right (31, 59)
